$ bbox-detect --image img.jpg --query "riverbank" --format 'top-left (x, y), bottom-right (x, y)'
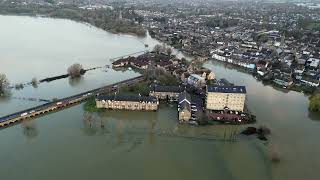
top-left (0, 4), bottom-right (146, 37)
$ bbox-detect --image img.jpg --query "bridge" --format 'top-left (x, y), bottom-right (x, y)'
top-left (0, 75), bottom-right (145, 129)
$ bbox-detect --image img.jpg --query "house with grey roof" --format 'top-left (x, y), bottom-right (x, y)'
top-left (178, 91), bottom-right (192, 122)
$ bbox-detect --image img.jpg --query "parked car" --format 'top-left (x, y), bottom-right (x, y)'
top-left (20, 112), bottom-right (28, 117)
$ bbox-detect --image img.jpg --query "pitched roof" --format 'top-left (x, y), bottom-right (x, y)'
top-left (152, 85), bottom-right (184, 93)
top-left (188, 74), bottom-right (205, 81)
top-left (97, 94), bottom-right (158, 103)
top-left (207, 85), bottom-right (246, 94)
top-left (179, 101), bottom-right (191, 112)
top-left (178, 91), bottom-right (191, 104)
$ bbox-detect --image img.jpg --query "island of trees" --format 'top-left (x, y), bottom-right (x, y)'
top-left (309, 93), bottom-right (320, 112)
top-left (0, 3), bottom-right (146, 37)
top-left (0, 73), bottom-right (9, 96)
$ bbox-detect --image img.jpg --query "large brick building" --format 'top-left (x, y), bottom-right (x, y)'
top-left (206, 85), bottom-right (246, 112)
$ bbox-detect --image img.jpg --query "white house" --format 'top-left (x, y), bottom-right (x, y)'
top-left (187, 74), bottom-right (206, 88)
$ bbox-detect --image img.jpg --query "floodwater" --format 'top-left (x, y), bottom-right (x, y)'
top-left (0, 15), bottom-right (319, 180)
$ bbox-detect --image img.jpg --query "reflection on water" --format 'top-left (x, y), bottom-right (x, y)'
top-left (22, 120), bottom-right (38, 139)
top-left (68, 77), bottom-right (84, 87)
top-left (82, 112), bottom-right (98, 136)
top-left (0, 94), bottom-right (11, 102)
top-left (308, 111), bottom-right (320, 121)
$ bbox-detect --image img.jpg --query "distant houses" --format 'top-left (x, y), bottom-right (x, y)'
top-left (112, 57), bottom-right (132, 68)
top-left (211, 48), bottom-right (256, 71)
top-left (112, 53), bottom-right (174, 70)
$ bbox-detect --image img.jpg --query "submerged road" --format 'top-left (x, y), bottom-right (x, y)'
top-left (0, 75), bottom-right (145, 129)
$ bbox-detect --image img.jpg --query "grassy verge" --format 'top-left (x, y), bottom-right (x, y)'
top-left (84, 98), bottom-right (102, 113)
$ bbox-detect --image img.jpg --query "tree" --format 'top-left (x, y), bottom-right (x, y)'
top-left (153, 44), bottom-right (162, 54)
top-left (67, 63), bottom-right (84, 79)
top-left (31, 77), bottom-right (38, 88)
top-left (309, 93), bottom-right (320, 112)
top-left (166, 47), bottom-right (173, 57)
top-left (0, 73), bottom-right (9, 95)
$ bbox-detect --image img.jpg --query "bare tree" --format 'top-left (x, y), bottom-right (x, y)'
top-left (0, 73), bottom-right (9, 95)
top-left (31, 77), bottom-right (38, 88)
top-left (153, 44), bottom-right (162, 54)
top-left (67, 63), bottom-right (84, 79)
top-left (166, 47), bottom-right (173, 57)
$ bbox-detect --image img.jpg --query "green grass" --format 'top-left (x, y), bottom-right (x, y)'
top-left (83, 98), bottom-right (102, 113)
top-left (119, 81), bottom-right (150, 96)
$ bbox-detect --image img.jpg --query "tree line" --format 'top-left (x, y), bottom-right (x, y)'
top-left (0, 4), bottom-right (146, 36)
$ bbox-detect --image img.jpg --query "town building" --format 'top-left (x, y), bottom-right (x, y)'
top-left (149, 85), bottom-right (184, 101)
top-left (112, 57), bottom-right (131, 68)
top-left (96, 94), bottom-right (159, 111)
top-left (130, 60), bottom-right (149, 69)
top-left (300, 76), bottom-right (320, 87)
top-left (273, 75), bottom-right (293, 87)
top-left (178, 91), bottom-right (191, 122)
top-left (187, 74), bottom-right (206, 88)
top-left (206, 85), bottom-right (246, 112)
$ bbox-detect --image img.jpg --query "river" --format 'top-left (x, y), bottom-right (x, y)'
top-left (0, 15), bottom-right (319, 180)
